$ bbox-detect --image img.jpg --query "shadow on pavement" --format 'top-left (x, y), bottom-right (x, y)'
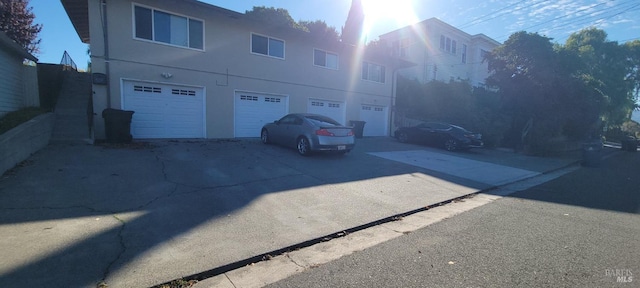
top-left (510, 151), bottom-right (640, 214)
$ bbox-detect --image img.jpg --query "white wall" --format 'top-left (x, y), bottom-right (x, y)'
top-left (0, 49), bottom-right (24, 117)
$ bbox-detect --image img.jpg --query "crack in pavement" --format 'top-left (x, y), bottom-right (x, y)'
top-left (97, 148), bottom-right (308, 285)
top-left (286, 253), bottom-right (305, 269)
top-left (224, 273), bottom-right (238, 288)
top-left (101, 214), bottom-right (127, 284)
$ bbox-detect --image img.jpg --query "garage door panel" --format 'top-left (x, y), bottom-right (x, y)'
top-left (165, 127), bottom-right (201, 138)
top-left (133, 127), bottom-right (164, 138)
top-left (123, 80), bottom-right (205, 139)
top-left (235, 92), bottom-right (287, 137)
top-left (360, 105), bottom-right (388, 137)
top-left (308, 99), bottom-right (346, 125)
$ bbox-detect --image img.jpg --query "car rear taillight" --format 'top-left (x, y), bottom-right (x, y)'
top-left (316, 129), bottom-right (335, 136)
top-left (347, 129), bottom-right (354, 136)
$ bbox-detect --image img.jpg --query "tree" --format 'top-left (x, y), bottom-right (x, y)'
top-left (562, 28), bottom-right (635, 127)
top-left (245, 6), bottom-right (304, 31)
top-left (245, 7), bottom-right (339, 43)
top-left (0, 0), bottom-right (41, 54)
top-left (298, 20), bottom-right (339, 43)
top-left (624, 40), bottom-right (640, 109)
top-left (485, 31), bottom-right (603, 153)
top-left (341, 0), bottom-right (364, 45)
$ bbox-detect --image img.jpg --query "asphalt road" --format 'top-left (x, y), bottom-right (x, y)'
top-left (264, 151), bottom-right (640, 288)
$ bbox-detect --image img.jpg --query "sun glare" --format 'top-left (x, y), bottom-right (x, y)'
top-left (361, 0), bottom-right (419, 38)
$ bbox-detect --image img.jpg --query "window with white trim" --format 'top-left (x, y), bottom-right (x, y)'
top-left (172, 89), bottom-right (196, 96)
top-left (134, 5), bottom-right (203, 49)
top-left (134, 85), bottom-right (161, 93)
top-left (251, 33), bottom-right (285, 58)
top-left (313, 49), bottom-right (338, 69)
top-left (439, 34), bottom-right (457, 55)
top-left (462, 44), bottom-right (467, 63)
top-left (362, 62), bottom-right (385, 83)
top-left (480, 49), bottom-right (490, 60)
top-left (240, 95), bottom-right (258, 101)
top-left (264, 97), bottom-right (281, 103)
top-left (391, 39), bottom-right (409, 57)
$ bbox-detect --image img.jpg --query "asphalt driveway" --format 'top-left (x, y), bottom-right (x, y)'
top-left (0, 137), bottom-right (582, 287)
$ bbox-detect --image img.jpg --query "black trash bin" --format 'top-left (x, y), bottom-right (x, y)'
top-left (102, 108), bottom-right (134, 143)
top-left (349, 120), bottom-right (366, 138)
top-left (621, 136), bottom-right (638, 152)
top-left (581, 140), bottom-right (602, 167)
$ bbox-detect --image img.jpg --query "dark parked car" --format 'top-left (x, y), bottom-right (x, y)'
top-left (394, 122), bottom-right (483, 151)
top-left (261, 113), bottom-right (355, 156)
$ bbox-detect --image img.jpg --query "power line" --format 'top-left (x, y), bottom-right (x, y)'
top-left (494, 0), bottom-right (639, 42)
top-left (458, 0), bottom-right (529, 29)
top-left (515, 1), bottom-right (610, 33)
top-left (542, 2), bottom-right (640, 43)
top-left (459, 0), bottom-right (552, 30)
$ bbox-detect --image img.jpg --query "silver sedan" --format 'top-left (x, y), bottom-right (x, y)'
top-left (261, 113), bottom-right (355, 156)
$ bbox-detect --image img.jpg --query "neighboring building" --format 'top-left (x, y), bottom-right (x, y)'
top-left (379, 18), bottom-right (500, 87)
top-left (61, 0), bottom-right (410, 140)
top-left (0, 31), bottom-right (39, 118)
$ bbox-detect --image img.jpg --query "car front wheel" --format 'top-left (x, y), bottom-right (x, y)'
top-left (261, 129), bottom-right (270, 144)
top-left (297, 137), bottom-right (311, 156)
top-left (444, 139), bottom-right (458, 151)
top-left (397, 132), bottom-right (410, 143)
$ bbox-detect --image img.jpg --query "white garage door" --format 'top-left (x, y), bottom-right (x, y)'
top-left (307, 99), bottom-right (346, 125)
top-left (122, 80), bottom-right (205, 139)
top-left (235, 91), bottom-right (288, 137)
top-left (360, 104), bottom-right (388, 136)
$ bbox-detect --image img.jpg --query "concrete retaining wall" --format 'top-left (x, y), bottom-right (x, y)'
top-left (0, 113), bottom-right (54, 176)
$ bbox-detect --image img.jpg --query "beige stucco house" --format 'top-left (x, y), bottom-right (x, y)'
top-left (379, 18), bottom-right (500, 87)
top-left (61, 0), bottom-right (410, 140)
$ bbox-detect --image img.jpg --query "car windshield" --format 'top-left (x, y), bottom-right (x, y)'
top-left (450, 124), bottom-right (472, 133)
top-left (305, 115), bottom-right (341, 126)
top-left (421, 122), bottom-right (449, 130)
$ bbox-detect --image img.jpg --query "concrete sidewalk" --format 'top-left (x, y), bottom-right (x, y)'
top-left (0, 138), bottom-right (588, 287)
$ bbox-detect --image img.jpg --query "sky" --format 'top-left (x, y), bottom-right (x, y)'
top-left (29, 0), bottom-right (640, 71)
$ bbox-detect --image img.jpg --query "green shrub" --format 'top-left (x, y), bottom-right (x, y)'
top-left (0, 107), bottom-right (48, 135)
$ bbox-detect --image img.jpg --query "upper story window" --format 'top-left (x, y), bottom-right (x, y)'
top-left (462, 44), bottom-right (467, 63)
top-left (480, 49), bottom-right (490, 61)
top-left (313, 49), bottom-right (338, 69)
top-left (391, 39), bottom-right (409, 57)
top-left (439, 35), bottom-right (457, 55)
top-left (251, 33), bottom-right (285, 59)
top-left (362, 62), bottom-right (385, 83)
top-left (134, 5), bottom-right (204, 50)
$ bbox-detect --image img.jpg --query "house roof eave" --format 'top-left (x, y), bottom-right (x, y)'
top-left (60, 0), bottom-right (90, 44)
top-left (0, 31), bottom-right (38, 62)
